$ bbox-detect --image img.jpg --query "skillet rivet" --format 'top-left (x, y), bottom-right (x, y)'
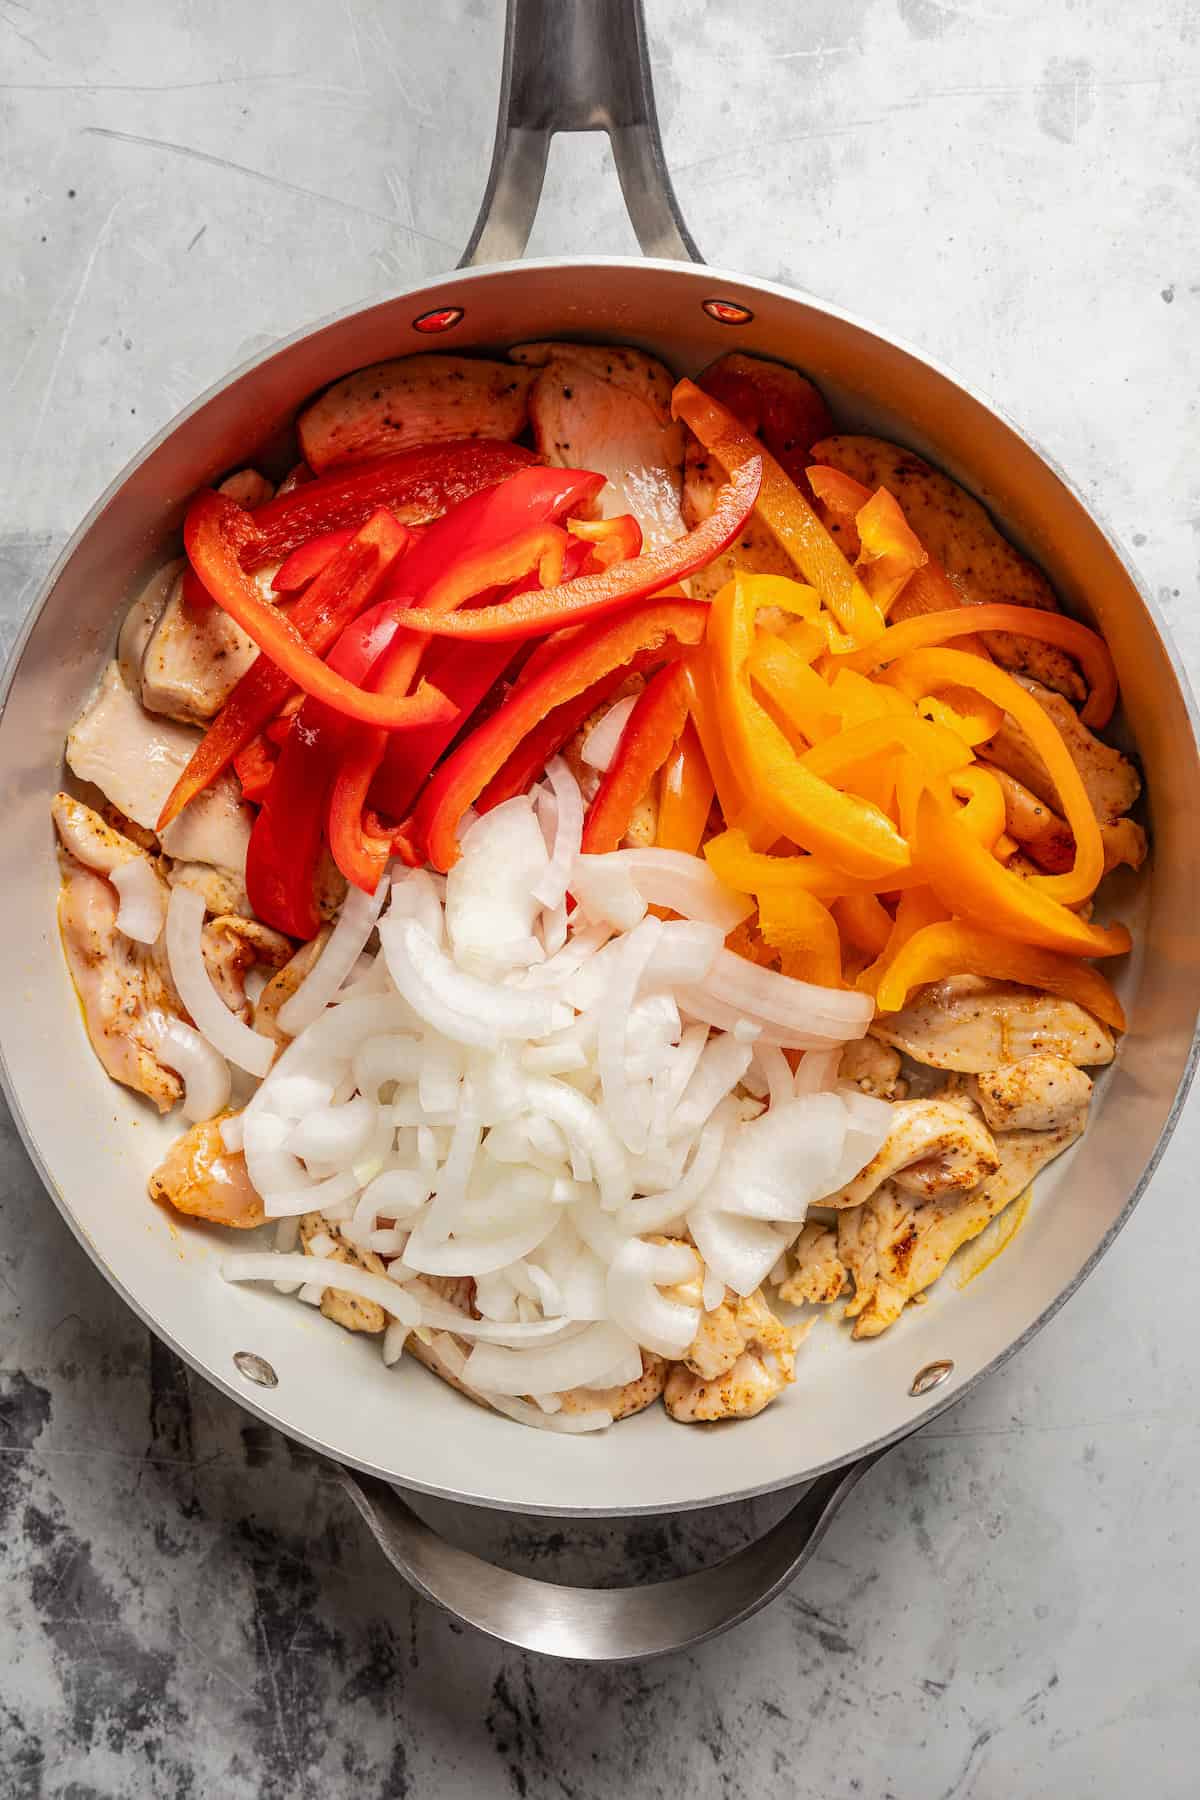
top-left (909, 1359), bottom-right (954, 1397)
top-left (413, 305), bottom-right (465, 334)
top-left (702, 297), bottom-right (754, 326)
top-left (234, 1351), bottom-right (279, 1389)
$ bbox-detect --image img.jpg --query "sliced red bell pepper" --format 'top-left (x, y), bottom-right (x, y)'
top-left (271, 527), bottom-right (356, 593)
top-left (367, 639), bottom-right (522, 822)
top-left (156, 506), bottom-right (414, 831)
top-left (183, 491), bottom-right (455, 733)
top-left (566, 513), bottom-right (643, 568)
top-left (408, 600), bottom-right (710, 872)
top-left (390, 459), bottom-right (763, 643)
top-left (233, 735), bottom-right (278, 804)
top-left (580, 663), bottom-right (690, 854)
top-left (476, 669), bottom-right (627, 814)
top-left (242, 440), bottom-right (538, 570)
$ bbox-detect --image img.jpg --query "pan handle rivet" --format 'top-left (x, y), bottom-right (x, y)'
top-left (233, 1351), bottom-right (279, 1389)
top-left (702, 298), bottom-right (754, 325)
top-left (910, 1359), bottom-right (953, 1397)
top-left (413, 305), bottom-right (465, 334)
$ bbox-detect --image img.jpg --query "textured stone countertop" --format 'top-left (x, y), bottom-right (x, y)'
top-left (2, 1), bottom-right (1199, 1794)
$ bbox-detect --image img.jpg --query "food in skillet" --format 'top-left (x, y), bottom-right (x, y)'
top-left (53, 342), bottom-right (1140, 1430)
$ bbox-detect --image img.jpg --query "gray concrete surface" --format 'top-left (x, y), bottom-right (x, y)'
top-left (2, 1), bottom-right (1198, 1794)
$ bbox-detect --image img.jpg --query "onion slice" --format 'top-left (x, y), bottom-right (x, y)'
top-left (278, 873), bottom-right (388, 1037)
top-left (111, 859), bottom-right (166, 944)
top-left (532, 756), bottom-right (583, 911)
top-left (165, 885), bottom-right (274, 1077)
top-left (144, 1010), bottom-right (231, 1122)
top-left (581, 695), bottom-right (637, 770)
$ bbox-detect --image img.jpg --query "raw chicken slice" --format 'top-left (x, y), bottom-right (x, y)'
top-left (808, 434), bottom-right (1086, 702)
top-left (67, 662), bottom-right (252, 873)
top-left (979, 676), bottom-right (1141, 825)
top-left (511, 341), bottom-right (687, 552)
top-left (871, 975), bottom-right (1114, 1072)
top-left (118, 560), bottom-right (180, 698)
top-left (202, 915), bottom-right (291, 1022)
top-left (139, 571), bottom-right (259, 725)
top-left (777, 1220), bottom-right (848, 1306)
top-left (822, 1098), bottom-right (1000, 1209)
top-left (148, 1117), bottom-right (264, 1228)
top-left (297, 355), bottom-right (534, 471)
top-left (57, 851), bottom-right (183, 1113)
top-left (52, 792), bottom-right (146, 878)
top-left (838, 1116), bottom-right (1084, 1337)
top-left (968, 1053), bottom-right (1093, 1133)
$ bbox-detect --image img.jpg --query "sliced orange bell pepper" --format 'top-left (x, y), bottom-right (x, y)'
top-left (874, 919), bottom-right (1126, 1031)
top-left (797, 714), bottom-right (972, 786)
top-left (913, 785), bottom-right (1130, 959)
top-left (854, 487), bottom-right (928, 615)
top-left (656, 718), bottom-right (715, 856)
top-left (835, 602), bottom-right (1117, 730)
top-left (708, 577), bottom-right (911, 881)
top-left (832, 891), bottom-right (893, 958)
top-left (806, 465), bottom-right (871, 517)
top-left (917, 686), bottom-right (1004, 747)
top-left (672, 380), bottom-right (885, 643)
top-left (681, 654), bottom-right (774, 846)
top-left (703, 827), bottom-right (922, 901)
top-left (949, 765), bottom-right (1006, 849)
top-left (856, 885), bottom-right (949, 997)
top-left (757, 886), bottom-right (843, 987)
top-left (886, 646), bottom-right (1104, 905)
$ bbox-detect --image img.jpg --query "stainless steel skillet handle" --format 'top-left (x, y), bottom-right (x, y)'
top-left (336, 1450), bottom-right (886, 1662)
top-left (460, 0), bottom-right (701, 266)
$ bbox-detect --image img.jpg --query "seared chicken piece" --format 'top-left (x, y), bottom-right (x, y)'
top-left (778, 1220), bottom-right (848, 1306)
top-left (67, 662), bottom-right (253, 873)
top-left (556, 1351), bottom-right (667, 1421)
top-left (202, 915), bottom-right (291, 1021)
top-left (298, 354), bottom-right (534, 471)
top-left (216, 468), bottom-right (274, 510)
top-left (57, 852), bottom-right (183, 1113)
top-left (838, 1037), bottom-right (907, 1100)
top-left (681, 352), bottom-right (833, 600)
top-left (298, 1213), bottom-right (391, 1334)
top-left (808, 435), bottom-right (1086, 702)
top-left (511, 341), bottom-right (687, 552)
top-left (253, 926), bottom-right (333, 1044)
top-left (1101, 816), bottom-right (1148, 874)
top-left (985, 764), bottom-right (1075, 874)
top-left (980, 677), bottom-right (1141, 826)
top-left (148, 1116), bottom-right (264, 1228)
top-left (665, 1285), bottom-right (796, 1423)
top-left (969, 1053), bottom-right (1092, 1133)
top-left (838, 1116), bottom-right (1084, 1337)
top-left (823, 1098), bottom-right (1000, 1210)
top-left (140, 571), bottom-right (259, 725)
top-left (872, 975), bottom-right (1114, 1073)
top-left (117, 560), bottom-right (179, 698)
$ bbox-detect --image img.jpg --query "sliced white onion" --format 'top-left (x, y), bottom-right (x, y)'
top-left (581, 694), bottom-right (637, 770)
top-left (606, 1238), bottom-right (701, 1359)
top-left (402, 1204), bottom-right (559, 1277)
top-left (219, 1109), bottom-right (244, 1152)
top-left (430, 1335), bottom-right (612, 1433)
top-left (792, 1048), bottom-right (842, 1096)
top-left (352, 1032), bottom-right (424, 1099)
top-left (642, 921), bottom-right (724, 992)
top-left (670, 1032), bottom-right (754, 1140)
top-left (389, 866), bottom-right (445, 945)
top-left (422, 1110), bottom-right (483, 1241)
top-left (516, 921), bottom-right (613, 989)
top-left (755, 1046), bottom-right (796, 1111)
top-left (111, 858), bottom-right (166, 944)
top-left (278, 873), bottom-right (388, 1037)
top-left (710, 1094), bottom-right (851, 1223)
top-left (288, 1096), bottom-right (379, 1167)
top-left (689, 947), bottom-right (873, 1038)
top-left (650, 1022), bottom-right (709, 1141)
top-left (597, 915), bottom-right (662, 1154)
top-left (677, 987), bottom-right (843, 1049)
top-left (143, 1011), bottom-right (231, 1123)
top-left (686, 1207), bottom-right (783, 1298)
top-left (382, 1321), bottom-right (411, 1366)
top-left (701, 1268), bottom-right (725, 1312)
top-left (447, 797), bottom-right (549, 972)
top-left (586, 849), bottom-right (753, 933)
top-left (617, 1112), bottom-right (728, 1236)
top-left (568, 857), bottom-right (647, 932)
top-left (522, 1077), bottom-right (630, 1212)
top-left (464, 1320), bottom-right (636, 1396)
top-left (540, 896), bottom-right (569, 956)
top-left (165, 885), bottom-right (274, 1077)
top-left (380, 918), bottom-right (562, 1047)
top-left (532, 756), bottom-right (583, 911)
top-left (224, 1254), bottom-right (422, 1323)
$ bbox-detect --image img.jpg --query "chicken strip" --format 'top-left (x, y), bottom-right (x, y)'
top-left (253, 926), bottom-right (333, 1045)
top-left (117, 560), bottom-right (179, 699)
top-left (968, 1053), bottom-right (1093, 1133)
top-left (52, 791), bottom-right (146, 877)
top-left (871, 975), bottom-right (1114, 1073)
top-left (777, 1220), bottom-right (848, 1306)
top-left (822, 1098), bottom-right (1000, 1209)
top-left (148, 1116), bottom-right (264, 1228)
top-left (979, 676), bottom-right (1141, 826)
top-left (838, 1116), bottom-right (1084, 1337)
top-left (511, 341), bottom-right (686, 552)
top-left (298, 1213), bottom-right (391, 1335)
top-left (556, 1351), bottom-right (667, 1422)
top-left (838, 1037), bottom-right (907, 1100)
top-left (297, 354), bottom-right (534, 471)
top-left (665, 1288), bottom-right (796, 1423)
top-left (202, 915), bottom-right (292, 1021)
top-left (808, 435), bottom-right (1086, 702)
top-left (139, 571), bottom-right (259, 725)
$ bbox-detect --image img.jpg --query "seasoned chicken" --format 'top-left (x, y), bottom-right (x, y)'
top-left (823, 1098), bottom-right (999, 1209)
top-left (202, 915), bottom-right (291, 1021)
top-left (985, 764), bottom-right (1075, 874)
top-left (838, 1116), bottom-right (1084, 1337)
top-left (139, 571), bottom-right (258, 725)
top-left (67, 662), bottom-right (253, 873)
top-left (117, 560), bottom-right (179, 698)
top-left (980, 676), bottom-right (1141, 826)
top-left (969, 1053), bottom-right (1092, 1133)
top-left (216, 468), bottom-right (274, 510)
top-left (253, 926), bottom-right (333, 1045)
top-left (148, 1116), bottom-right (264, 1228)
top-left (511, 341), bottom-right (687, 552)
top-left (778, 1220), bottom-right (848, 1306)
top-left (556, 1351), bottom-right (667, 1421)
top-left (665, 1286), bottom-right (796, 1423)
top-left (838, 1037), bottom-right (907, 1100)
top-left (297, 354), bottom-right (534, 471)
top-left (57, 852), bottom-right (182, 1113)
top-left (872, 975), bottom-right (1114, 1073)
top-left (298, 1213), bottom-right (390, 1334)
top-left (52, 792), bottom-right (145, 877)
top-left (809, 435), bottom-right (1087, 702)
top-left (1101, 815), bottom-right (1148, 874)
top-left (167, 862), bottom-right (252, 920)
